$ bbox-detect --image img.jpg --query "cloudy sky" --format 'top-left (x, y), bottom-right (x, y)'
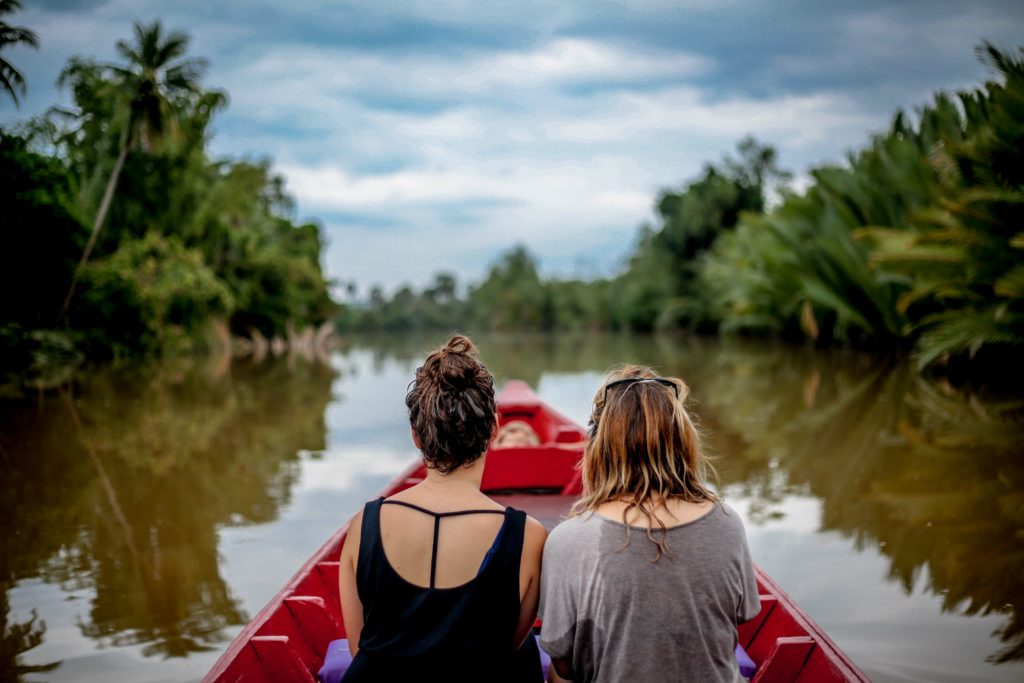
top-left (4, 1), bottom-right (1024, 295)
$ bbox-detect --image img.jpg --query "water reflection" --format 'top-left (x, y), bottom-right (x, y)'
top-left (1, 601), bottom-right (58, 680)
top-left (1, 334), bottom-right (1022, 680)
top-left (0, 356), bottom-right (335, 674)
top-left (669, 342), bottom-right (1024, 665)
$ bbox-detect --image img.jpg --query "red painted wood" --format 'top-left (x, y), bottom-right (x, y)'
top-left (752, 636), bottom-right (815, 682)
top-left (316, 562), bottom-right (341, 608)
top-left (285, 596), bottom-right (341, 658)
top-left (738, 595), bottom-right (776, 649)
top-left (261, 604), bottom-right (320, 671)
top-left (481, 445), bottom-right (581, 491)
top-left (747, 597), bottom-right (808, 665)
top-left (249, 636), bottom-right (316, 683)
top-left (206, 381), bottom-right (870, 683)
top-left (795, 646), bottom-right (856, 682)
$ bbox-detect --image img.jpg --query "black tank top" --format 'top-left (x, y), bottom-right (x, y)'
top-left (341, 497), bottom-right (542, 682)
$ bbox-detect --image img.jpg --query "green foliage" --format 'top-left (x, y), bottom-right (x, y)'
top-left (0, 132), bottom-right (88, 382)
top-left (339, 246), bottom-right (619, 334)
top-left (702, 44), bottom-right (1024, 367)
top-left (0, 0), bottom-right (38, 107)
top-left (1, 21), bottom-right (334, 377)
top-left (615, 137), bottom-right (789, 332)
top-left (0, 22), bottom-right (333, 378)
top-left (0, 132), bottom-right (86, 328)
top-left (609, 226), bottom-right (676, 331)
top-left (72, 233), bottom-right (232, 358)
top-left (467, 245), bottom-right (549, 330)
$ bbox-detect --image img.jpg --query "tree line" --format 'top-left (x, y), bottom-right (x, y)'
top-left (343, 44), bottom-right (1024, 374)
top-left (1, 15), bottom-right (334, 387)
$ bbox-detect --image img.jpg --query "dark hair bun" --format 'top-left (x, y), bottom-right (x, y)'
top-left (424, 334), bottom-right (479, 390)
top-left (406, 335), bottom-right (496, 473)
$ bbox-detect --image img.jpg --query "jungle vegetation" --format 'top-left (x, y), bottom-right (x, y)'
top-left (1, 20), bottom-right (335, 386)
top-left (2, 4), bottom-right (1021, 383)
top-left (345, 43), bottom-right (1024, 374)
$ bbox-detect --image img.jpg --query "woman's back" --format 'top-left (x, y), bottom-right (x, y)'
top-left (538, 366), bottom-right (759, 683)
top-left (346, 494), bottom-right (529, 681)
top-left (377, 486), bottom-right (509, 589)
top-left (336, 335), bottom-right (546, 682)
top-left (540, 502), bottom-right (760, 683)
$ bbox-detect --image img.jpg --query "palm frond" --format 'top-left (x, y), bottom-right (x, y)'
top-left (0, 56), bottom-right (25, 105)
top-left (994, 264), bottom-right (1024, 299)
top-left (914, 306), bottom-right (1024, 368)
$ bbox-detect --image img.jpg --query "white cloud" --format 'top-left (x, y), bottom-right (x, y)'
top-left (229, 34), bottom-right (877, 290)
top-left (13, 2), bottom-right (1000, 294)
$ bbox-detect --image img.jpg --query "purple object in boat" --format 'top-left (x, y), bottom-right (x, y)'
top-left (318, 639), bottom-right (352, 683)
top-left (736, 643), bottom-right (757, 679)
top-left (318, 635), bottom-right (550, 682)
top-left (536, 636), bottom-right (551, 675)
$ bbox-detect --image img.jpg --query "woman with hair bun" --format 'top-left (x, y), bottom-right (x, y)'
top-left (539, 365), bottom-right (760, 683)
top-left (337, 335), bottom-right (548, 682)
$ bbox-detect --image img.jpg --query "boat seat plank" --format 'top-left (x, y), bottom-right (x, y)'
top-left (212, 644), bottom-right (268, 683)
top-left (751, 636), bottom-right (815, 682)
top-left (292, 564), bottom-right (343, 628)
top-left (316, 561), bottom-right (342, 605)
top-left (260, 604), bottom-right (320, 671)
top-left (481, 446), bottom-right (580, 491)
top-left (250, 636), bottom-right (317, 683)
top-left (746, 598), bottom-right (809, 664)
top-left (285, 596), bottom-right (342, 658)
top-left (738, 595), bottom-right (776, 649)
top-left (794, 646), bottom-right (857, 682)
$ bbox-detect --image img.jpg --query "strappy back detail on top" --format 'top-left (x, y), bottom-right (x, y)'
top-left (379, 499), bottom-right (507, 589)
top-left (345, 497), bottom-right (533, 682)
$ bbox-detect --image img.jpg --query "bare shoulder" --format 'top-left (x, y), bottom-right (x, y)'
top-left (348, 507), bottom-right (365, 533)
top-left (522, 515), bottom-right (548, 559)
top-left (525, 515), bottom-right (548, 543)
top-left (340, 508), bottom-right (365, 562)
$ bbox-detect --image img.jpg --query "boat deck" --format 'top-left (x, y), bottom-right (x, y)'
top-left (490, 493), bottom-right (576, 530)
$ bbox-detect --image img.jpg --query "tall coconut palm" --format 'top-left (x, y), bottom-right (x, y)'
top-left (0, 0), bottom-right (38, 107)
top-left (61, 20), bottom-right (207, 314)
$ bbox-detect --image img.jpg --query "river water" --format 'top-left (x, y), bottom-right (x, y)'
top-left (2, 333), bottom-right (1022, 682)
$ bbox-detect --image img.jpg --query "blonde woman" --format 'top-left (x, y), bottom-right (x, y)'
top-left (539, 366), bottom-right (760, 683)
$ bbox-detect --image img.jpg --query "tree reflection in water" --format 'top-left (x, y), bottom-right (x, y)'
top-left (0, 355), bottom-right (336, 671)
top-left (0, 599), bottom-right (59, 680)
top-left (688, 342), bottom-right (1024, 664)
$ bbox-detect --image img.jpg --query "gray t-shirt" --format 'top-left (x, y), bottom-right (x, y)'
top-left (539, 502), bottom-right (760, 683)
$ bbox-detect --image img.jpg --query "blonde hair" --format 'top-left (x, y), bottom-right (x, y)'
top-left (571, 364), bottom-right (718, 559)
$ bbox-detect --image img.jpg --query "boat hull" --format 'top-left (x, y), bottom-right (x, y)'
top-left (205, 381), bottom-right (868, 682)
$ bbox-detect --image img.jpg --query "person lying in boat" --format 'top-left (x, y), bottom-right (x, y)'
top-left (539, 366), bottom-right (760, 683)
top-left (336, 335), bottom-right (548, 682)
top-left (493, 419), bottom-right (541, 447)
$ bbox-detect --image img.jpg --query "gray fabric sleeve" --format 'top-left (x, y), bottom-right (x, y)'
top-left (736, 515), bottom-right (762, 623)
top-left (538, 526), bottom-right (577, 661)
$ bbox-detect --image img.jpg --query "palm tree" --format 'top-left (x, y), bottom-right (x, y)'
top-left (0, 0), bottom-right (38, 107)
top-left (61, 20), bottom-right (207, 313)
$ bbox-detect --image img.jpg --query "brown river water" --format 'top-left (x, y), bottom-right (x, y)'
top-left (1, 333), bottom-right (1022, 682)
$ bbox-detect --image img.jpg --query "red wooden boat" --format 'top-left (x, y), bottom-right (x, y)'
top-left (205, 381), bottom-right (869, 683)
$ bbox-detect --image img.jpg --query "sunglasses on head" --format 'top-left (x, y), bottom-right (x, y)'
top-left (602, 377), bottom-right (679, 403)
